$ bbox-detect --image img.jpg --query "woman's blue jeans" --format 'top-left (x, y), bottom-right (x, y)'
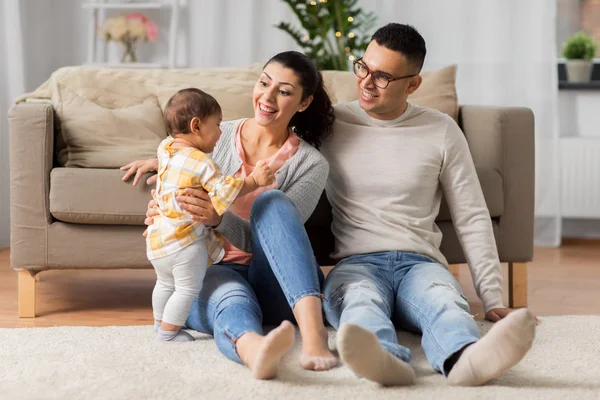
top-left (185, 190), bottom-right (324, 363)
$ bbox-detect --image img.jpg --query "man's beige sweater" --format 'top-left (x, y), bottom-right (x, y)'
top-left (321, 101), bottom-right (504, 313)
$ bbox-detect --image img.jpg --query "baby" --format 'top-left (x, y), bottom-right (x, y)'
top-left (146, 88), bottom-right (274, 342)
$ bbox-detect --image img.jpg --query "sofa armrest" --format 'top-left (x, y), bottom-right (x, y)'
top-left (8, 103), bottom-right (55, 270)
top-left (459, 105), bottom-right (535, 262)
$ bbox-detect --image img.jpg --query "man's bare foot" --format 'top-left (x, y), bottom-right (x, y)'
top-left (238, 321), bottom-right (295, 380)
top-left (300, 328), bottom-right (338, 371)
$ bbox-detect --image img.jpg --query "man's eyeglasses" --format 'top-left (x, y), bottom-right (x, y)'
top-left (352, 58), bottom-right (418, 89)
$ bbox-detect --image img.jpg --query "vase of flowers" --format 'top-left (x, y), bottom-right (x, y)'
top-left (100, 13), bottom-right (158, 63)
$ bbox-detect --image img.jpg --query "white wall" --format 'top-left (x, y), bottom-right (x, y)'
top-left (558, 90), bottom-right (600, 238)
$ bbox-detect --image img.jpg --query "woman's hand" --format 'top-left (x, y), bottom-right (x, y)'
top-left (176, 188), bottom-right (223, 227)
top-left (145, 190), bottom-right (159, 226)
top-left (120, 159), bottom-right (159, 186)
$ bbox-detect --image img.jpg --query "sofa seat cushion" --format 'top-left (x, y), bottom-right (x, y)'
top-left (50, 168), bottom-right (152, 225)
top-left (50, 166), bottom-right (503, 226)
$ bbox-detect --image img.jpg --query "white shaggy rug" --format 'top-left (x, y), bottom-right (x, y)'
top-left (1, 316), bottom-right (599, 400)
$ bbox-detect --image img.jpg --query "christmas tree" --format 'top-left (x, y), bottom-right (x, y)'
top-left (275, 0), bottom-right (377, 71)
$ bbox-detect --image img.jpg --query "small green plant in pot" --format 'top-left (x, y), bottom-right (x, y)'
top-left (562, 31), bottom-right (598, 83)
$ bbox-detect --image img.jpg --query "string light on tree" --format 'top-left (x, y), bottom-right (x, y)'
top-left (275, 0), bottom-right (377, 71)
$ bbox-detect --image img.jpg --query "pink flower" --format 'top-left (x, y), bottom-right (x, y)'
top-left (146, 21), bottom-right (158, 42)
top-left (126, 12), bottom-right (148, 23)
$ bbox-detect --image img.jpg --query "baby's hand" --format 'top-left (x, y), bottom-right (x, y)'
top-left (251, 160), bottom-right (275, 187)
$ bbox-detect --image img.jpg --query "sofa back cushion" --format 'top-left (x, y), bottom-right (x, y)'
top-left (22, 64), bottom-right (457, 168)
top-left (45, 66), bottom-right (262, 168)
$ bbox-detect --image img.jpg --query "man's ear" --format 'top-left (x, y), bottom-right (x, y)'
top-left (406, 75), bottom-right (422, 95)
top-left (189, 117), bottom-right (201, 133)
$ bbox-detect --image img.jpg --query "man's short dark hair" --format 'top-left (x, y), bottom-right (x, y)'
top-left (371, 23), bottom-right (427, 72)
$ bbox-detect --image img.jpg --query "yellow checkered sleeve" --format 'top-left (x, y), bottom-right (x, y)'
top-left (145, 138), bottom-right (243, 261)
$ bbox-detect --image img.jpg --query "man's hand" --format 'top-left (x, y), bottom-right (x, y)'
top-left (120, 159), bottom-right (159, 186)
top-left (176, 188), bottom-right (222, 227)
top-left (486, 308), bottom-right (539, 324)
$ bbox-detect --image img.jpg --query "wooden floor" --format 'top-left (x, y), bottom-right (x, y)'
top-left (1, 240), bottom-right (599, 328)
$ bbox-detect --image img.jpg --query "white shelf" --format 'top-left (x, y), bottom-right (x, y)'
top-left (84, 0), bottom-right (180, 68)
top-left (82, 2), bottom-right (167, 9)
top-left (85, 62), bottom-right (166, 68)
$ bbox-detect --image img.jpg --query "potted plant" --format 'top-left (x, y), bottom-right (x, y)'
top-left (562, 31), bottom-right (598, 83)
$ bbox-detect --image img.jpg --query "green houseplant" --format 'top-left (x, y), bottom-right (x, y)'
top-left (562, 31), bottom-right (598, 83)
top-left (275, 0), bottom-right (377, 71)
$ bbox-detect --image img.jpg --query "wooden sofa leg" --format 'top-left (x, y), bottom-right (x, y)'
top-left (18, 270), bottom-right (37, 318)
top-left (508, 262), bottom-right (528, 308)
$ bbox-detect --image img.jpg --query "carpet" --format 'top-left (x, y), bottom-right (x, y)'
top-left (1, 316), bottom-right (599, 400)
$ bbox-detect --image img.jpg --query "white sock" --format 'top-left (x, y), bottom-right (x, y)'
top-left (447, 308), bottom-right (536, 386)
top-left (157, 328), bottom-right (194, 342)
top-left (337, 323), bottom-right (415, 386)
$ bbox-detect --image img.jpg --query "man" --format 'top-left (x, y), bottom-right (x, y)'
top-left (320, 23), bottom-right (536, 387)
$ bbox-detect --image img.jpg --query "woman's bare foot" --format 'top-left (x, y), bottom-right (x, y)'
top-left (300, 327), bottom-right (338, 371)
top-left (293, 296), bottom-right (338, 371)
top-left (237, 321), bottom-right (295, 380)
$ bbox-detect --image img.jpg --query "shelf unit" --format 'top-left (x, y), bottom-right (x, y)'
top-left (83, 0), bottom-right (179, 68)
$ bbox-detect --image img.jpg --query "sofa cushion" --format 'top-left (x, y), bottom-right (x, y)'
top-left (56, 93), bottom-right (167, 168)
top-left (50, 168), bottom-right (152, 225)
top-left (322, 64), bottom-right (459, 121)
top-left (47, 166), bottom-right (505, 227)
top-left (20, 65), bottom-right (263, 168)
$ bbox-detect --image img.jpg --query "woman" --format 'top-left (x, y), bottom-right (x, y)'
top-left (121, 51), bottom-right (337, 379)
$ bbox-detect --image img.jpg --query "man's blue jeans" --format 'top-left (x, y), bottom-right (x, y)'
top-left (323, 251), bottom-right (480, 375)
top-left (185, 190), bottom-right (324, 363)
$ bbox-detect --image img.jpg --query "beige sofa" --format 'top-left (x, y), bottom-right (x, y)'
top-left (8, 65), bottom-right (534, 317)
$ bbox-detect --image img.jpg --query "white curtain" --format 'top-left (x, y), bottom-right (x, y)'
top-left (0, 0), bottom-right (561, 247)
top-left (0, 0), bottom-right (25, 248)
top-left (361, 0), bottom-right (561, 246)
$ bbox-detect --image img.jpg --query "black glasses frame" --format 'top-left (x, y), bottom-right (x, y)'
top-left (353, 58), bottom-right (418, 89)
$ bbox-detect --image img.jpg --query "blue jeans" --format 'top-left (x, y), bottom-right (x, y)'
top-left (185, 190), bottom-right (324, 364)
top-left (323, 251), bottom-right (480, 375)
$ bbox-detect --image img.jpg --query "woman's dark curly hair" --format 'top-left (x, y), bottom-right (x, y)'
top-left (264, 51), bottom-right (334, 149)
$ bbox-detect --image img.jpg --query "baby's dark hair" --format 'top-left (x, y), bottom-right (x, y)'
top-left (163, 88), bottom-right (221, 135)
